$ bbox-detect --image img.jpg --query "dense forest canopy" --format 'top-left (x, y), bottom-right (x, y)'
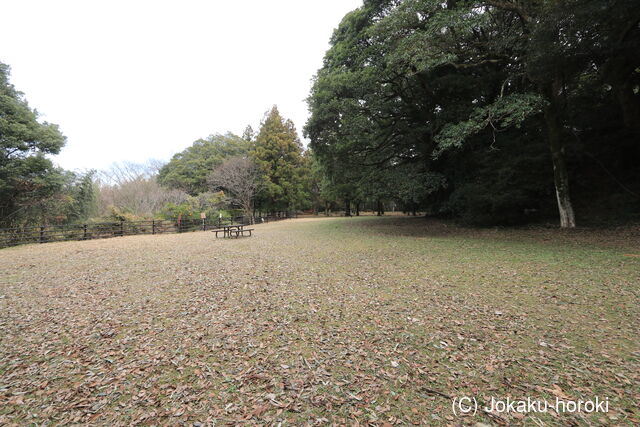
top-left (305, 0), bottom-right (640, 227)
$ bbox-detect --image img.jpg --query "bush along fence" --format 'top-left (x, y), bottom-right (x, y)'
top-left (0, 213), bottom-right (297, 249)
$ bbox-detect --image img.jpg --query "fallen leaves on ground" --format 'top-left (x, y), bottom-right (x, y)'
top-left (0, 216), bottom-right (638, 425)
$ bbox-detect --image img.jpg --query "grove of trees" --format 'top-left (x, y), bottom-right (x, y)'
top-left (158, 106), bottom-right (312, 219)
top-left (2, 0), bottom-right (638, 229)
top-left (305, 0), bottom-right (640, 227)
top-left (95, 161), bottom-right (188, 220)
top-left (1, 57), bottom-right (314, 228)
top-left (1, 62), bottom-right (96, 227)
top-left (157, 133), bottom-right (251, 196)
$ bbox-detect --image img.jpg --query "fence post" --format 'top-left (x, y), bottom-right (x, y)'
top-left (152, 220), bottom-right (156, 235)
top-left (83, 224), bottom-right (88, 240)
top-left (39, 226), bottom-right (45, 243)
top-left (120, 220), bottom-right (124, 237)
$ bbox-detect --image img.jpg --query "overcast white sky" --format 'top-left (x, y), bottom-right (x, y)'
top-left (1, 0), bottom-right (362, 171)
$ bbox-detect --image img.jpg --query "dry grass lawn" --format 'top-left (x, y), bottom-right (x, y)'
top-left (0, 216), bottom-right (638, 426)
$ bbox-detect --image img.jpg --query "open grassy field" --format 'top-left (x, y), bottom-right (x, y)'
top-left (1, 216), bottom-right (638, 426)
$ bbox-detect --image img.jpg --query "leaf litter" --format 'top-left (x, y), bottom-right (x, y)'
top-left (0, 216), bottom-right (638, 425)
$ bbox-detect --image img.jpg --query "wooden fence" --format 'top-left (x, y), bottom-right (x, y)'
top-left (0, 213), bottom-right (296, 249)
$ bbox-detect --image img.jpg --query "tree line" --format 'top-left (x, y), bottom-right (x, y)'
top-left (3, 0), bottom-right (639, 230)
top-left (304, 0), bottom-right (640, 227)
top-left (1, 62), bottom-right (320, 228)
top-left (1, 62), bottom-right (95, 227)
top-left (157, 106), bottom-right (313, 222)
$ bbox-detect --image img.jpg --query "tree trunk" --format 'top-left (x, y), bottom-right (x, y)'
top-left (355, 202), bottom-right (360, 216)
top-left (376, 199), bottom-right (384, 216)
top-left (345, 199), bottom-right (351, 217)
top-left (615, 80), bottom-right (640, 130)
top-left (250, 202), bottom-right (256, 225)
top-left (602, 28), bottom-right (640, 131)
top-left (544, 81), bottom-right (576, 228)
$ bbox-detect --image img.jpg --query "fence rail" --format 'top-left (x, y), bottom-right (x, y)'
top-left (0, 213), bottom-right (296, 249)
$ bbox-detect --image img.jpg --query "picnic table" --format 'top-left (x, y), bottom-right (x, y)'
top-left (213, 224), bottom-right (254, 238)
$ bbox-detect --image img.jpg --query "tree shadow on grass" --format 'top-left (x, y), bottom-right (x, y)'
top-left (346, 215), bottom-right (640, 252)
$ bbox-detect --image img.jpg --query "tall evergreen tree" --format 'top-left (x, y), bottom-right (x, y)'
top-left (252, 106), bottom-right (307, 213)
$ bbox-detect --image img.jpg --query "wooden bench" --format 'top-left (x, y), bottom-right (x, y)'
top-left (229, 228), bottom-right (254, 238)
top-left (213, 225), bottom-right (254, 238)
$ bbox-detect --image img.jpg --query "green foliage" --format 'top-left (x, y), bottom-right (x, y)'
top-left (306, 0), bottom-right (640, 226)
top-left (390, 166), bottom-right (447, 210)
top-left (7, 169), bottom-right (98, 226)
top-left (157, 133), bottom-right (250, 195)
top-left (159, 191), bottom-right (225, 221)
top-left (252, 106), bottom-right (308, 212)
top-left (65, 170), bottom-right (97, 222)
top-left (301, 149), bottom-right (329, 213)
top-left (434, 93), bottom-right (546, 156)
top-left (0, 62), bottom-right (67, 226)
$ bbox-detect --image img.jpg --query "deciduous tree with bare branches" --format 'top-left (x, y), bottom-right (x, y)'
top-left (208, 157), bottom-right (262, 224)
top-left (95, 161), bottom-right (188, 218)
